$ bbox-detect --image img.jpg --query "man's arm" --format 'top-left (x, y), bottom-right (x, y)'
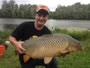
top-left (9, 36), bottom-right (26, 54)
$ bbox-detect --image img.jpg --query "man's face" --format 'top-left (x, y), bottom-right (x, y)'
top-left (35, 13), bottom-right (49, 26)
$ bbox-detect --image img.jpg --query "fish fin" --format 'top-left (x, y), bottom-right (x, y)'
top-left (42, 34), bottom-right (52, 38)
top-left (60, 50), bottom-right (70, 57)
top-left (44, 57), bottom-right (53, 64)
top-left (61, 50), bottom-right (69, 53)
top-left (23, 55), bottom-right (31, 63)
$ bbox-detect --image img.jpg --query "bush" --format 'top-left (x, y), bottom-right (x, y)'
top-left (0, 30), bottom-right (11, 44)
top-left (52, 28), bottom-right (90, 41)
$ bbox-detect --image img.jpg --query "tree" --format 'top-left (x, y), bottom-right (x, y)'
top-left (8, 0), bottom-right (16, 17)
top-left (1, 0), bottom-right (16, 17)
top-left (1, 0), bottom-right (9, 17)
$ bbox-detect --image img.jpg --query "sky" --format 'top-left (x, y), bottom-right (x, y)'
top-left (0, 0), bottom-right (90, 11)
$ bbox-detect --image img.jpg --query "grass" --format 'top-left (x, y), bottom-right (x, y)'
top-left (0, 45), bottom-right (20, 68)
top-left (52, 28), bottom-right (90, 41)
top-left (0, 29), bottom-right (90, 68)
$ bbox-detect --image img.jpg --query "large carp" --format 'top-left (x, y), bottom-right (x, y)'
top-left (22, 34), bottom-right (83, 64)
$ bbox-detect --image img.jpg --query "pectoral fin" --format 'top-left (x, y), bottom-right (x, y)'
top-left (61, 50), bottom-right (69, 53)
top-left (60, 50), bottom-right (70, 57)
top-left (44, 57), bottom-right (53, 64)
top-left (24, 55), bottom-right (31, 63)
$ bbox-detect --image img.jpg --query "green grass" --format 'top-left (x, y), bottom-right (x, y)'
top-left (0, 29), bottom-right (90, 68)
top-left (52, 28), bottom-right (90, 41)
top-left (0, 45), bottom-right (21, 68)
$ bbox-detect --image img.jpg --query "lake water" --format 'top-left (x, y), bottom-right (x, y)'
top-left (0, 18), bottom-right (90, 31)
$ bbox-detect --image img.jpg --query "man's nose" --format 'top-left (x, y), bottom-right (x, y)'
top-left (40, 17), bottom-right (44, 20)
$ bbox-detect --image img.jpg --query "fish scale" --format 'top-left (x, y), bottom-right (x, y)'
top-left (22, 34), bottom-right (83, 63)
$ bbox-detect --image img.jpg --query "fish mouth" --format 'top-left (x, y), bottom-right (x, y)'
top-left (77, 45), bottom-right (84, 50)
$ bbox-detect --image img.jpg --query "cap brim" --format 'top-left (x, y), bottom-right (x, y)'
top-left (36, 9), bottom-right (49, 15)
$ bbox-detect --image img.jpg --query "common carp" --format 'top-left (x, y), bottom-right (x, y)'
top-left (22, 34), bottom-right (83, 64)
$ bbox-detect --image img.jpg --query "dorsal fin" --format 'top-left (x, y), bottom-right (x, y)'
top-left (42, 34), bottom-right (53, 38)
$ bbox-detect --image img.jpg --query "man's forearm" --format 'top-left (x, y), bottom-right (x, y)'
top-left (9, 36), bottom-right (18, 46)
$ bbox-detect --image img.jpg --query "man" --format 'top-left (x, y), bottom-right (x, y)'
top-left (9, 5), bottom-right (58, 68)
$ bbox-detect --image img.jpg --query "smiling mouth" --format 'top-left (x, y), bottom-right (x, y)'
top-left (38, 20), bottom-right (45, 23)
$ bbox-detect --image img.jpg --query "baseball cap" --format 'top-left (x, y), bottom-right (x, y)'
top-left (36, 5), bottom-right (49, 15)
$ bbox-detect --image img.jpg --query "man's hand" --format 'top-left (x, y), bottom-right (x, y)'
top-left (15, 41), bottom-right (26, 55)
top-left (9, 36), bottom-right (26, 55)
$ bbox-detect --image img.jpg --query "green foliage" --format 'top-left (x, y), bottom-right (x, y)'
top-left (0, 30), bottom-right (12, 44)
top-left (68, 31), bottom-right (90, 40)
top-left (50, 2), bottom-right (90, 20)
top-left (52, 28), bottom-right (68, 34)
top-left (0, 44), bottom-right (20, 68)
top-left (1, 0), bottom-right (37, 18)
top-left (0, 0), bottom-right (90, 19)
top-left (52, 28), bottom-right (90, 41)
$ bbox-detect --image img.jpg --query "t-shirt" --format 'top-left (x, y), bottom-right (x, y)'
top-left (11, 21), bottom-right (51, 41)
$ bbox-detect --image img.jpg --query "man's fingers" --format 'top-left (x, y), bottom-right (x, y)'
top-left (19, 41), bottom-right (26, 51)
top-left (20, 41), bottom-right (24, 44)
top-left (15, 41), bottom-right (26, 54)
top-left (18, 49), bottom-right (23, 54)
top-left (20, 46), bottom-right (26, 52)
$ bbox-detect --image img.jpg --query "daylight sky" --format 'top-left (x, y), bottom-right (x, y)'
top-left (0, 0), bottom-right (90, 11)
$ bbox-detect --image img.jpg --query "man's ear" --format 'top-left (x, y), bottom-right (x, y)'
top-left (46, 15), bottom-right (49, 20)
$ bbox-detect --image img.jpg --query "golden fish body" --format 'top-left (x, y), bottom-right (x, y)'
top-left (22, 34), bottom-right (83, 64)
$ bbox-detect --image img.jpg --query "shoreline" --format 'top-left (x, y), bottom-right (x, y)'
top-left (48, 26), bottom-right (90, 32)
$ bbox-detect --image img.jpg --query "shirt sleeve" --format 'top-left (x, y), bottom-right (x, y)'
top-left (11, 23), bottom-right (25, 41)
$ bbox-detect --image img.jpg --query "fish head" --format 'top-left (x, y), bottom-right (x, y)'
top-left (69, 40), bottom-right (84, 52)
top-left (75, 44), bottom-right (84, 50)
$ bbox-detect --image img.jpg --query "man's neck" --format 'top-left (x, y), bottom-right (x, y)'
top-left (34, 22), bottom-right (44, 30)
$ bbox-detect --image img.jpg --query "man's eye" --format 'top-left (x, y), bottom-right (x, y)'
top-left (38, 14), bottom-right (47, 17)
top-left (38, 14), bottom-right (41, 17)
top-left (43, 15), bottom-right (46, 17)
